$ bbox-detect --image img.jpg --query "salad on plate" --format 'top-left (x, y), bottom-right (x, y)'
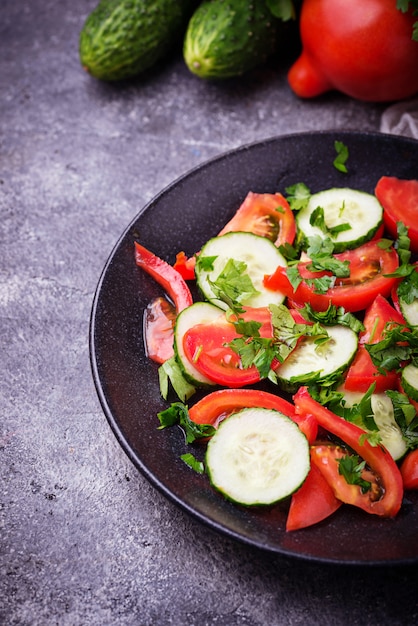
top-left (133, 143), bottom-right (418, 533)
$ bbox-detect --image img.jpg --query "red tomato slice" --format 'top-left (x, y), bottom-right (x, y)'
top-left (344, 295), bottom-right (405, 393)
top-left (375, 177), bottom-right (418, 253)
top-left (218, 191), bottom-right (296, 247)
top-left (358, 294), bottom-right (406, 345)
top-left (286, 461), bottom-right (342, 531)
top-left (143, 297), bottom-right (176, 364)
top-left (400, 449), bottom-right (418, 490)
top-left (310, 444), bottom-right (386, 514)
top-left (188, 388), bottom-right (318, 443)
top-left (293, 387), bottom-right (404, 517)
top-left (264, 240), bottom-right (399, 312)
top-left (183, 308), bottom-right (273, 388)
top-left (343, 348), bottom-right (400, 394)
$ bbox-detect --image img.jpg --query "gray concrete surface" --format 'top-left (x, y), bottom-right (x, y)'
top-left (1, 1), bottom-right (418, 624)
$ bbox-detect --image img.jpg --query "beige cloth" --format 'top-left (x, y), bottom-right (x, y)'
top-left (380, 98), bottom-right (418, 139)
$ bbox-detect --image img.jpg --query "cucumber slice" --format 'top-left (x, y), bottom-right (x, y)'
top-left (174, 302), bottom-right (223, 386)
top-left (401, 363), bottom-right (418, 402)
top-left (296, 187), bottom-right (383, 252)
top-left (341, 390), bottom-right (407, 461)
top-left (206, 407), bottom-right (310, 506)
top-left (195, 231), bottom-right (287, 310)
top-left (398, 294), bottom-right (418, 327)
top-left (371, 395), bottom-right (407, 461)
top-left (276, 325), bottom-right (358, 393)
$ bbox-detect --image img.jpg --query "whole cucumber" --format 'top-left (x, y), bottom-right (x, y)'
top-left (80, 0), bottom-right (196, 81)
top-left (183, 0), bottom-right (280, 79)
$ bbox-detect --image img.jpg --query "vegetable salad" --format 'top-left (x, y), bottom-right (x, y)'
top-left (134, 142), bottom-right (418, 531)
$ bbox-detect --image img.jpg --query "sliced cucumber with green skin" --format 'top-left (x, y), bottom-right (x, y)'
top-left (340, 390), bottom-right (407, 461)
top-left (276, 325), bottom-right (358, 393)
top-left (401, 363), bottom-right (418, 402)
top-left (296, 188), bottom-right (383, 252)
top-left (174, 302), bottom-right (223, 386)
top-left (195, 231), bottom-right (287, 310)
top-left (397, 293), bottom-right (418, 327)
top-left (206, 407), bottom-right (310, 506)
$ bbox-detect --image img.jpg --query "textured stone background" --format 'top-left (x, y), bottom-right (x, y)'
top-left (1, 1), bottom-right (418, 624)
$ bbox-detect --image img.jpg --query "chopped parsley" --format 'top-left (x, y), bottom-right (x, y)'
top-left (285, 182), bottom-right (311, 211)
top-left (397, 0), bottom-right (418, 41)
top-left (397, 268), bottom-right (418, 305)
top-left (180, 453), bottom-right (205, 474)
top-left (333, 140), bottom-right (349, 173)
top-left (157, 402), bottom-right (215, 443)
top-left (306, 236), bottom-right (350, 277)
top-left (327, 384), bottom-right (379, 432)
top-left (309, 205), bottom-right (351, 237)
top-left (227, 303), bottom-right (330, 381)
top-left (286, 236), bottom-right (350, 295)
top-left (207, 257), bottom-right (259, 310)
top-left (365, 325), bottom-right (418, 373)
top-left (300, 302), bottom-right (364, 334)
top-left (337, 454), bottom-right (372, 494)
top-left (197, 255), bottom-right (217, 271)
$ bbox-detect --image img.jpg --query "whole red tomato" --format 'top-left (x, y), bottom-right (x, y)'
top-left (288, 0), bottom-right (418, 101)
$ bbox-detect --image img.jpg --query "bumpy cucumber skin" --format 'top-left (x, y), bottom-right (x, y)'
top-left (80, 0), bottom-right (196, 81)
top-left (184, 0), bottom-right (279, 79)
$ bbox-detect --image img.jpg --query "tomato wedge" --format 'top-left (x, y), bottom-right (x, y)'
top-left (400, 449), bottom-right (418, 490)
top-left (293, 387), bottom-right (403, 517)
top-left (218, 191), bottom-right (296, 247)
top-left (143, 297), bottom-right (177, 364)
top-left (310, 444), bottom-right (387, 515)
top-left (286, 461), bottom-right (342, 531)
top-left (134, 241), bottom-right (193, 312)
top-left (188, 388), bottom-right (318, 443)
top-left (344, 295), bottom-right (405, 393)
top-left (375, 177), bottom-right (418, 253)
top-left (173, 192), bottom-right (296, 280)
top-left (135, 242), bottom-right (194, 363)
top-left (264, 240), bottom-right (399, 312)
top-left (183, 307), bottom-right (273, 388)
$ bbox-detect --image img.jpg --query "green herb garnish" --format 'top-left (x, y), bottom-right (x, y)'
top-left (285, 182), bottom-right (311, 211)
top-left (180, 453), bottom-right (205, 474)
top-left (337, 454), bottom-right (372, 493)
top-left (208, 258), bottom-right (259, 310)
top-left (397, 0), bottom-right (418, 41)
top-left (333, 140), bottom-right (349, 173)
top-left (309, 205), bottom-right (351, 237)
top-left (300, 302), bottom-right (364, 334)
top-left (157, 402), bottom-right (215, 443)
top-left (227, 303), bottom-right (330, 381)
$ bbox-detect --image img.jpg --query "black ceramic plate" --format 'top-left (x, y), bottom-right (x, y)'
top-left (90, 131), bottom-right (418, 565)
